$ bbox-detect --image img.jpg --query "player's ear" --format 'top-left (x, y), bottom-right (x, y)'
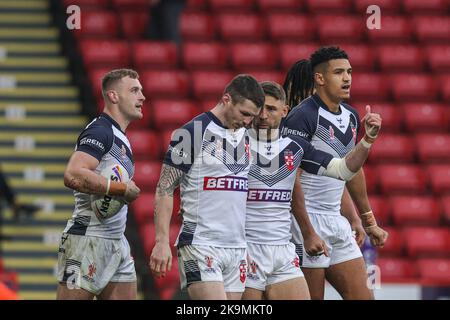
top-left (281, 104), bottom-right (289, 118)
top-left (222, 93), bottom-right (232, 107)
top-left (314, 72), bottom-right (325, 86)
top-left (106, 90), bottom-right (119, 104)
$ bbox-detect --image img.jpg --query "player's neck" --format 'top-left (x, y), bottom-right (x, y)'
top-left (210, 103), bottom-right (229, 128)
top-left (316, 92), bottom-right (340, 113)
top-left (103, 108), bottom-right (129, 132)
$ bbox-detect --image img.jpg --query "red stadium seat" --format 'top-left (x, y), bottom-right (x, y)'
top-left (403, 103), bottom-right (448, 133)
top-left (185, 0), bottom-right (207, 11)
top-left (378, 258), bottom-right (417, 282)
top-left (218, 14), bottom-right (266, 41)
top-left (141, 71), bottom-right (190, 99)
top-left (363, 166), bottom-right (378, 194)
top-left (352, 102), bottom-right (403, 132)
top-left (152, 100), bottom-right (198, 129)
top-left (350, 73), bottom-right (388, 100)
top-left (182, 42), bottom-right (228, 70)
top-left (161, 129), bottom-right (176, 154)
top-left (267, 14), bottom-right (316, 42)
top-left (119, 11), bottom-right (150, 39)
top-left (428, 165), bottom-right (450, 195)
top-left (191, 71), bottom-right (234, 99)
top-left (369, 134), bottom-right (415, 163)
top-left (134, 161), bottom-right (161, 191)
top-left (74, 11), bottom-right (118, 38)
top-left (241, 71), bottom-right (285, 85)
top-left (404, 227), bottom-right (449, 258)
top-left (111, 0), bottom-right (148, 10)
top-left (306, 0), bottom-right (353, 13)
top-left (379, 227), bottom-right (404, 256)
top-left (403, 0), bottom-right (448, 14)
top-left (442, 196), bottom-right (450, 223)
top-left (340, 44), bottom-right (376, 71)
top-left (180, 13), bottom-right (216, 41)
top-left (199, 100), bottom-right (218, 113)
top-left (127, 130), bottom-right (160, 160)
top-left (426, 45), bottom-right (450, 72)
top-left (368, 195), bottom-right (391, 226)
top-left (353, 0), bottom-right (401, 14)
top-left (230, 43), bottom-right (277, 70)
top-left (257, 0), bottom-right (303, 11)
top-left (80, 40), bottom-right (130, 68)
top-left (132, 192), bottom-right (155, 225)
top-left (377, 164), bottom-right (427, 194)
top-left (391, 74), bottom-right (438, 102)
top-left (417, 259), bottom-right (450, 285)
top-left (416, 134), bottom-right (450, 163)
top-left (441, 75), bottom-right (450, 102)
top-left (377, 45), bottom-right (424, 71)
top-left (210, 0), bottom-right (254, 12)
top-left (413, 16), bottom-right (450, 43)
top-left (87, 67), bottom-right (110, 101)
top-left (132, 41), bottom-right (178, 69)
top-left (279, 42), bottom-right (319, 71)
top-left (64, 0), bottom-right (110, 9)
top-left (367, 16), bottom-right (413, 43)
top-left (390, 196), bottom-right (441, 226)
top-left (316, 15), bottom-right (365, 43)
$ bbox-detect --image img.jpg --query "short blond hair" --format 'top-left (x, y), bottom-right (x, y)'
top-left (101, 68), bottom-right (139, 97)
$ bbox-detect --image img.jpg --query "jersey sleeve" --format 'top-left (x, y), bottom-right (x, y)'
top-left (163, 113), bottom-right (210, 173)
top-left (282, 105), bottom-right (317, 142)
top-left (75, 124), bottom-right (113, 161)
top-left (294, 136), bottom-right (333, 175)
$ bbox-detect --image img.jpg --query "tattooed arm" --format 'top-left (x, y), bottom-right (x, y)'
top-left (63, 151), bottom-right (140, 202)
top-left (64, 151), bottom-right (106, 194)
top-left (149, 164), bottom-right (184, 277)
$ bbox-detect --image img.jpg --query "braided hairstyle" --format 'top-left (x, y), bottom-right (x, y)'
top-left (283, 59), bottom-right (314, 111)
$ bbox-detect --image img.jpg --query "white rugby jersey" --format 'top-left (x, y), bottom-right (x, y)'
top-left (246, 134), bottom-right (333, 245)
top-left (282, 94), bottom-right (360, 216)
top-left (63, 113), bottom-right (134, 239)
top-left (164, 112), bottom-right (252, 248)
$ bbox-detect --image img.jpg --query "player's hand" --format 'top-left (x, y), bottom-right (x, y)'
top-left (351, 221), bottom-right (366, 247)
top-left (124, 180), bottom-right (140, 203)
top-left (149, 241), bottom-right (172, 278)
top-left (366, 226), bottom-right (389, 248)
top-left (362, 105), bottom-right (382, 138)
top-left (304, 232), bottom-right (329, 257)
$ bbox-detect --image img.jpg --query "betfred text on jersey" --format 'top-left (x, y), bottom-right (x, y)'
top-left (247, 189), bottom-right (292, 202)
top-left (203, 176), bottom-right (248, 192)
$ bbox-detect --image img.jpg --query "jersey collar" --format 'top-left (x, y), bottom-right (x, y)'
top-left (312, 94), bottom-right (342, 115)
top-left (100, 112), bottom-right (125, 134)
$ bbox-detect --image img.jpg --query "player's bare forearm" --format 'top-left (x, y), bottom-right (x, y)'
top-left (340, 186), bottom-right (361, 224)
top-left (64, 151), bottom-right (108, 195)
top-left (291, 170), bottom-right (316, 237)
top-left (154, 164), bottom-right (183, 243)
top-left (346, 170), bottom-right (371, 214)
top-left (64, 166), bottom-right (107, 195)
top-left (343, 141), bottom-right (371, 173)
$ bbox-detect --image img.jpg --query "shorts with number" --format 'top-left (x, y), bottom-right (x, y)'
top-left (245, 243), bottom-right (304, 291)
top-left (178, 245), bottom-right (247, 293)
top-left (292, 213), bottom-right (362, 268)
top-left (56, 233), bottom-right (136, 295)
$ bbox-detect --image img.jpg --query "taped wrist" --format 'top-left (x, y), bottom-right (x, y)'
top-left (361, 210), bottom-right (378, 231)
top-left (108, 180), bottom-right (127, 196)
